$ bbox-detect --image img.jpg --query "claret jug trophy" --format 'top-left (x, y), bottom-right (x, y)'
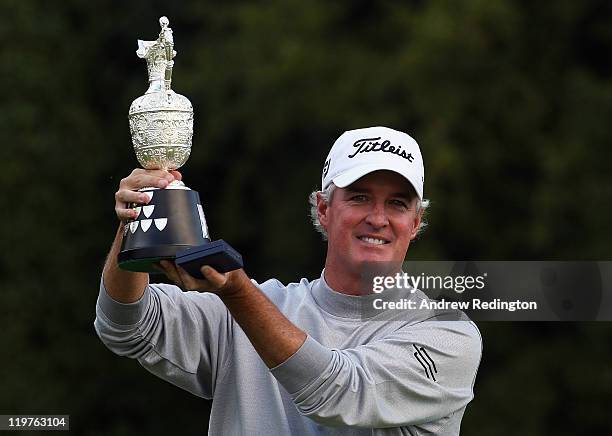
top-left (119, 17), bottom-right (242, 275)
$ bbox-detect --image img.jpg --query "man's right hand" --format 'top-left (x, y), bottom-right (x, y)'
top-left (114, 168), bottom-right (183, 222)
top-left (103, 168), bottom-right (182, 303)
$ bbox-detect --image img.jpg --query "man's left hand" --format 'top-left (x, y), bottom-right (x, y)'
top-left (155, 261), bottom-right (248, 297)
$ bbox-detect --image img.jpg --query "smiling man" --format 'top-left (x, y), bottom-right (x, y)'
top-left (95, 126), bottom-right (482, 435)
top-left (318, 170), bottom-right (422, 295)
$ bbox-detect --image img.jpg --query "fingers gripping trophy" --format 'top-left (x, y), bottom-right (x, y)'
top-left (119, 17), bottom-right (242, 276)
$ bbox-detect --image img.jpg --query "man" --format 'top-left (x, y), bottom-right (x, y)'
top-left (95, 126), bottom-right (482, 435)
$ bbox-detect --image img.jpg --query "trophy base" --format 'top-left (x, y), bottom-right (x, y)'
top-left (176, 239), bottom-right (244, 276)
top-left (118, 244), bottom-right (191, 273)
top-left (118, 185), bottom-right (211, 274)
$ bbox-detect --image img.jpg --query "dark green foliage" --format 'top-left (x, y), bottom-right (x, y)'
top-left (1, 0), bottom-right (610, 434)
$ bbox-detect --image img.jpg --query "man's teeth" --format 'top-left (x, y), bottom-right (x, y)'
top-left (360, 237), bottom-right (387, 245)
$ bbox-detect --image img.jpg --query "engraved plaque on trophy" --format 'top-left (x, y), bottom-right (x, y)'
top-left (119, 17), bottom-right (242, 274)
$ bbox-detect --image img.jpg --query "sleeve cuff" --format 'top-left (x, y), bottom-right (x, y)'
top-left (97, 277), bottom-right (151, 326)
top-left (270, 335), bottom-right (334, 395)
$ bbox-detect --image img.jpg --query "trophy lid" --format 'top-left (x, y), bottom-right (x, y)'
top-left (137, 16), bottom-right (177, 94)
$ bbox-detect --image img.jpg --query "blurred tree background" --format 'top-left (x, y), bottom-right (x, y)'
top-left (1, 0), bottom-right (611, 434)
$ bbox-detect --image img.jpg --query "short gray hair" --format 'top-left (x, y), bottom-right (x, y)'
top-left (308, 183), bottom-right (429, 240)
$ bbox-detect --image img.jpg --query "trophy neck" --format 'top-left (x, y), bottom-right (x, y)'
top-left (137, 181), bottom-right (190, 191)
top-left (144, 52), bottom-right (171, 91)
top-left (146, 78), bottom-right (166, 94)
top-left (167, 180), bottom-right (189, 189)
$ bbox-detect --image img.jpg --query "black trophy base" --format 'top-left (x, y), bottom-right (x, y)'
top-left (175, 239), bottom-right (244, 277)
top-left (118, 185), bottom-right (211, 273)
top-left (118, 244), bottom-right (190, 273)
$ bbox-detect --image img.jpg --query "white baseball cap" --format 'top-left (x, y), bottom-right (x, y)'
top-left (321, 126), bottom-right (424, 199)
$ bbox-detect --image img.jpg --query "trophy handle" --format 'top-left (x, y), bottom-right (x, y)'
top-left (159, 16), bottom-right (174, 91)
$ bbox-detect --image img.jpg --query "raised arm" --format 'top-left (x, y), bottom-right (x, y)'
top-left (96, 168), bottom-right (234, 400)
top-left (102, 168), bottom-right (180, 303)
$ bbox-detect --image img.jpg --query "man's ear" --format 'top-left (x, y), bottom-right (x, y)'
top-left (317, 192), bottom-right (330, 231)
top-left (409, 208), bottom-right (423, 240)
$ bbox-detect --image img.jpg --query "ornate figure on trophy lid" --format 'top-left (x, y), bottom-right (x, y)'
top-left (119, 17), bottom-right (243, 275)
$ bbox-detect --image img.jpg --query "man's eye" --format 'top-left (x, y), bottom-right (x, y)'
top-left (350, 195), bottom-right (368, 202)
top-left (390, 199), bottom-right (408, 208)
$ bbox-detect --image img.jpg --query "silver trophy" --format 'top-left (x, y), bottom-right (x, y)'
top-left (129, 16), bottom-right (192, 172)
top-left (118, 17), bottom-right (209, 272)
top-left (119, 17), bottom-right (243, 274)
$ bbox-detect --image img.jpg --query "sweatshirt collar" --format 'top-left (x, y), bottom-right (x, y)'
top-left (311, 269), bottom-right (381, 319)
top-left (311, 269), bottom-right (456, 322)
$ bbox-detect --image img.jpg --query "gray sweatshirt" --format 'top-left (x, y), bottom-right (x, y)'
top-left (95, 272), bottom-right (482, 435)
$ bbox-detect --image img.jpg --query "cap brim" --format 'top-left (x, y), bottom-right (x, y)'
top-left (332, 163), bottom-right (423, 199)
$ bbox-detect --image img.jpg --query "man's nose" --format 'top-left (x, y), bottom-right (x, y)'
top-left (365, 203), bottom-right (389, 228)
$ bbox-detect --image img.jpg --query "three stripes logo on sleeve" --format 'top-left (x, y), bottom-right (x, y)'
top-left (413, 344), bottom-right (438, 382)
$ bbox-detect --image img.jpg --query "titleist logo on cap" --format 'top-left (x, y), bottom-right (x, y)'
top-left (347, 137), bottom-right (415, 162)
